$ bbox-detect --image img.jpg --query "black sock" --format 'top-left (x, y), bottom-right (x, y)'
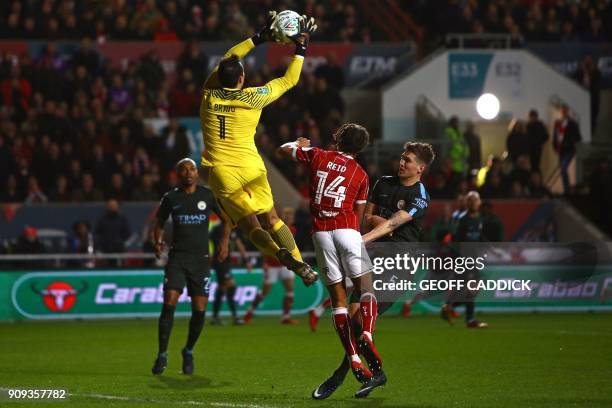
top-left (186, 310), bottom-right (206, 351)
top-left (334, 356), bottom-right (351, 379)
top-left (158, 303), bottom-right (176, 354)
top-left (465, 301), bottom-right (475, 322)
top-left (213, 288), bottom-right (224, 318)
top-left (351, 318), bottom-right (363, 337)
top-left (226, 286), bottom-right (237, 318)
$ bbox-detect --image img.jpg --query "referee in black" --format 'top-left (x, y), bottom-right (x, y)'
top-left (151, 158), bottom-right (229, 375)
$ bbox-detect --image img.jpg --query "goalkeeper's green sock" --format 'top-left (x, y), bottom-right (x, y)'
top-left (268, 220), bottom-right (303, 262)
top-left (249, 227), bottom-right (281, 257)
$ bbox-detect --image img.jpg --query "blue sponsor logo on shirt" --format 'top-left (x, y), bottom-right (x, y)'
top-left (256, 87), bottom-right (270, 95)
top-left (177, 214), bottom-right (207, 225)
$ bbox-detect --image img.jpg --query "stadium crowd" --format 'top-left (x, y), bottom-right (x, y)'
top-left (405, 0), bottom-right (612, 46)
top-left (0, 0), bottom-right (371, 43)
top-left (0, 38), bottom-right (346, 204)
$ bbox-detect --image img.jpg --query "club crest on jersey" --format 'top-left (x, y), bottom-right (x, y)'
top-left (397, 200), bottom-right (405, 209)
top-left (197, 201), bottom-right (207, 210)
top-left (256, 87), bottom-right (270, 95)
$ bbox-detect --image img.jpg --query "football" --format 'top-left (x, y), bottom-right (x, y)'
top-left (274, 10), bottom-right (301, 44)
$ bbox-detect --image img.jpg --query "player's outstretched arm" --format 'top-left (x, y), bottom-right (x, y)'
top-left (364, 203), bottom-right (387, 233)
top-left (251, 15), bottom-right (317, 107)
top-left (277, 137), bottom-right (310, 159)
top-left (204, 11), bottom-right (279, 89)
top-left (362, 210), bottom-right (413, 243)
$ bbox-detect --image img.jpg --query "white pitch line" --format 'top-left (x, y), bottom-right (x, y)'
top-left (0, 388), bottom-right (276, 408)
top-left (72, 392), bottom-right (278, 408)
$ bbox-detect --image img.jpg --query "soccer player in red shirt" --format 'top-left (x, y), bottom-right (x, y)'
top-left (278, 123), bottom-right (384, 398)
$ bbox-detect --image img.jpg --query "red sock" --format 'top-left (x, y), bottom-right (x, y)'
top-left (322, 298), bottom-right (332, 308)
top-left (332, 307), bottom-right (358, 358)
top-left (360, 292), bottom-right (378, 338)
top-left (249, 293), bottom-right (263, 312)
top-left (282, 292), bottom-right (294, 318)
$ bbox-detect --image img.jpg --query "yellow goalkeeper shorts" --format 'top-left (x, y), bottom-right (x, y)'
top-left (208, 165), bottom-right (274, 225)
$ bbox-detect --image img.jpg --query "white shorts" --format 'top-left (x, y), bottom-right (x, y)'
top-left (264, 266), bottom-right (294, 284)
top-left (312, 229), bottom-right (373, 286)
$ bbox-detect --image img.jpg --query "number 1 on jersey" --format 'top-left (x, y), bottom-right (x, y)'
top-left (216, 115), bottom-right (226, 140)
top-left (314, 171), bottom-right (346, 208)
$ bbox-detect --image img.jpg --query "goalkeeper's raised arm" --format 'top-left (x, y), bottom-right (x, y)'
top-left (203, 12), bottom-right (316, 90)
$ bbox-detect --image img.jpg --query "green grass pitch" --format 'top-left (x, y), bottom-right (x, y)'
top-left (1, 314), bottom-right (611, 407)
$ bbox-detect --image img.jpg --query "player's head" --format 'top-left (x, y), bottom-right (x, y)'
top-left (176, 158), bottom-right (198, 187)
top-left (465, 191), bottom-right (481, 213)
top-left (333, 123), bottom-right (369, 155)
top-left (218, 55), bottom-right (245, 89)
top-left (399, 142), bottom-right (435, 180)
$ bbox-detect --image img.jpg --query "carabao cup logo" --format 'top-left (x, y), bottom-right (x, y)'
top-left (30, 281), bottom-right (88, 312)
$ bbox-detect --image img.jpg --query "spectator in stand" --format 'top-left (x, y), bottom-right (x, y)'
top-left (177, 41), bottom-right (209, 89)
top-left (509, 180), bottom-right (527, 199)
top-left (160, 118), bottom-right (190, 173)
top-left (481, 202), bottom-right (504, 242)
top-left (68, 220), bottom-right (95, 268)
top-left (170, 72), bottom-right (200, 117)
top-left (14, 226), bottom-right (46, 267)
top-left (314, 53), bottom-right (345, 91)
top-left (25, 176), bottom-right (48, 204)
top-left (131, 173), bottom-right (159, 201)
top-left (526, 109), bottom-right (549, 173)
top-left (48, 175), bottom-right (70, 202)
top-left (72, 173), bottom-right (104, 202)
top-left (428, 171), bottom-right (455, 199)
top-left (106, 173), bottom-right (128, 201)
top-left (95, 199), bottom-right (131, 254)
top-left (463, 121), bottom-right (481, 176)
top-left (573, 55), bottom-right (601, 132)
top-left (153, 19), bottom-right (178, 42)
top-left (506, 119), bottom-right (530, 165)
top-left (109, 74), bottom-right (133, 112)
top-left (445, 116), bottom-right (469, 183)
top-left (0, 174), bottom-right (23, 202)
top-left (1, 66), bottom-right (32, 123)
top-left (430, 203), bottom-right (455, 243)
top-left (553, 105), bottom-right (581, 195)
top-left (526, 171), bottom-right (552, 199)
top-left (480, 172), bottom-right (505, 199)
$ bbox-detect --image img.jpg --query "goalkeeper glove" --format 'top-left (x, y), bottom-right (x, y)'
top-left (252, 11), bottom-right (279, 45)
top-left (290, 15), bottom-right (317, 56)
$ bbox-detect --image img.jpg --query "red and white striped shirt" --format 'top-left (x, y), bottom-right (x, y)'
top-left (295, 147), bottom-right (368, 232)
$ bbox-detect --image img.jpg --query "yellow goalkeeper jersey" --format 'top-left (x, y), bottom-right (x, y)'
top-left (200, 39), bottom-right (304, 169)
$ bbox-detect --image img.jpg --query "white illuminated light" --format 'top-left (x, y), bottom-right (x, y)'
top-left (476, 93), bottom-right (500, 120)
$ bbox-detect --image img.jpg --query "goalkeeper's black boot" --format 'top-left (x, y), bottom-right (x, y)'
top-left (151, 353), bottom-right (167, 375)
top-left (277, 248), bottom-right (318, 286)
top-left (182, 348), bottom-right (194, 375)
top-left (312, 357), bottom-right (350, 400)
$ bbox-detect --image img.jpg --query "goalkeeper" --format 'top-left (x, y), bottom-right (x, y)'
top-left (199, 12), bottom-right (318, 286)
